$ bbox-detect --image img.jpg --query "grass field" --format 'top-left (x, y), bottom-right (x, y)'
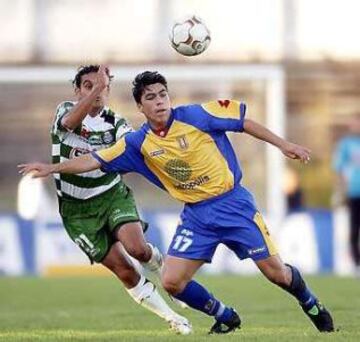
top-left (0, 275), bottom-right (359, 341)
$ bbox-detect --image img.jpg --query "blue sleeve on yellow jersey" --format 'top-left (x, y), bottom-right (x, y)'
top-left (91, 133), bottom-right (143, 174)
top-left (92, 131), bottom-right (149, 173)
top-left (92, 129), bottom-right (166, 190)
top-left (174, 100), bottom-right (246, 133)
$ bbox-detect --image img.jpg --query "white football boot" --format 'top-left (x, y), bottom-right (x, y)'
top-left (167, 314), bottom-right (192, 335)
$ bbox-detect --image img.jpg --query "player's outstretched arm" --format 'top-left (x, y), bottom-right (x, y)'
top-left (18, 154), bottom-right (101, 178)
top-left (243, 119), bottom-right (311, 163)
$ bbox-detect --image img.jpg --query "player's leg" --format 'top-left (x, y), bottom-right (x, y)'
top-left (255, 255), bottom-right (334, 332)
top-left (219, 193), bottom-right (334, 333)
top-left (107, 185), bottom-right (163, 275)
top-left (61, 197), bottom-right (191, 335)
top-left (164, 224), bottom-right (241, 334)
top-left (349, 198), bottom-right (360, 270)
top-left (73, 232), bottom-right (192, 334)
top-left (238, 210), bottom-right (334, 332)
top-left (107, 186), bottom-right (187, 308)
top-left (102, 242), bottom-right (191, 335)
top-left (101, 241), bottom-right (140, 287)
top-left (114, 221), bottom-right (188, 309)
top-left (114, 221), bottom-right (163, 273)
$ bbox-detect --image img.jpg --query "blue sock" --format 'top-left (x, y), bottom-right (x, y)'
top-left (174, 280), bottom-right (233, 322)
top-left (284, 264), bottom-right (317, 310)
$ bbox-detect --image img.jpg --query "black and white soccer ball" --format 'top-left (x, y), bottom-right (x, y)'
top-left (169, 15), bottom-right (211, 56)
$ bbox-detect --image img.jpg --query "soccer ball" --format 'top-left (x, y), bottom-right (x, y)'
top-left (169, 15), bottom-right (211, 56)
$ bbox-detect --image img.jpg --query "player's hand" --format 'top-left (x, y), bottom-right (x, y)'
top-left (280, 142), bottom-right (311, 164)
top-left (94, 64), bottom-right (110, 91)
top-left (17, 163), bottom-right (53, 178)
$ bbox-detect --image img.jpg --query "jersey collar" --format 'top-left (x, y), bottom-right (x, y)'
top-left (146, 109), bottom-right (175, 137)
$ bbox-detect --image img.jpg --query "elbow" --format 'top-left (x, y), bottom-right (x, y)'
top-left (61, 116), bottom-right (76, 131)
top-left (243, 118), bottom-right (253, 132)
top-left (88, 155), bottom-right (102, 171)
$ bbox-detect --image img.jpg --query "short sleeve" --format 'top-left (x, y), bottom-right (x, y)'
top-left (91, 137), bottom-right (136, 174)
top-left (200, 100), bottom-right (246, 132)
top-left (51, 101), bottom-right (75, 134)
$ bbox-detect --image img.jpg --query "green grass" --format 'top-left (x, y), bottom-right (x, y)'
top-left (0, 275), bottom-right (359, 341)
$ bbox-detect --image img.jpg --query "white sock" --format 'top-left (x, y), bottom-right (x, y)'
top-left (141, 243), bottom-right (163, 278)
top-left (139, 244), bottom-right (188, 310)
top-left (126, 275), bottom-right (178, 321)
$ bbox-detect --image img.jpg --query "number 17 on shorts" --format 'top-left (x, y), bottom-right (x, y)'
top-left (169, 228), bottom-right (194, 254)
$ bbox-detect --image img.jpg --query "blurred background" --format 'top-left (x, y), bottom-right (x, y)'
top-left (0, 0), bottom-right (359, 277)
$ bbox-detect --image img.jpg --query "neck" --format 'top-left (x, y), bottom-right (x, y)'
top-left (89, 106), bottom-right (104, 117)
top-left (149, 120), bottom-right (167, 131)
top-left (148, 110), bottom-right (171, 131)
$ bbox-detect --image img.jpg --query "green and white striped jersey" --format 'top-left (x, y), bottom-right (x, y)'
top-left (51, 101), bottom-right (132, 200)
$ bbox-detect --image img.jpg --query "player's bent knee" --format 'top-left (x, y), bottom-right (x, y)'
top-left (161, 275), bottom-right (187, 295)
top-left (126, 246), bottom-right (150, 263)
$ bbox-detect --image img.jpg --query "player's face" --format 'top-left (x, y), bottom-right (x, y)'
top-left (75, 72), bottom-right (110, 109)
top-left (138, 83), bottom-right (171, 127)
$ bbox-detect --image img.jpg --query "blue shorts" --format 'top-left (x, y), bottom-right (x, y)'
top-left (167, 186), bottom-right (278, 262)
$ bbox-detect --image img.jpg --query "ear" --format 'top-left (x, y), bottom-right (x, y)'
top-left (137, 102), bottom-right (143, 112)
top-left (74, 87), bottom-right (80, 97)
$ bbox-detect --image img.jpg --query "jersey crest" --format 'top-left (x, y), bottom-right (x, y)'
top-left (176, 135), bottom-right (189, 150)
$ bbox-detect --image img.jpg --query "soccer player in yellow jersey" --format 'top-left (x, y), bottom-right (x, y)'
top-left (19, 71), bottom-right (334, 334)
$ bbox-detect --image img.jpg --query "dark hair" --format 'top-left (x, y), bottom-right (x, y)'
top-left (132, 71), bottom-right (168, 104)
top-left (72, 64), bottom-right (114, 89)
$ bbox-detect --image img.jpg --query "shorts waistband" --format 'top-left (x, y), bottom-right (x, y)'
top-left (59, 182), bottom-right (124, 205)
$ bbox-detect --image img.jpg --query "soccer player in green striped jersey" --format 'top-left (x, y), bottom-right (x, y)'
top-left (49, 65), bottom-right (191, 334)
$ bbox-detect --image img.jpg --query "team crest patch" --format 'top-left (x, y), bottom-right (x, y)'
top-left (102, 131), bottom-right (114, 144)
top-left (176, 135), bottom-right (189, 150)
top-left (88, 134), bottom-right (102, 145)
